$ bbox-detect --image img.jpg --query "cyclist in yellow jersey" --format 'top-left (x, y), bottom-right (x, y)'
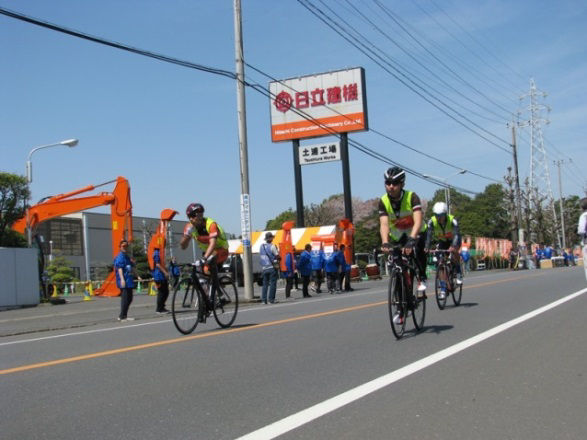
top-left (180, 202), bottom-right (229, 307)
top-left (379, 167), bottom-right (428, 297)
top-left (424, 201), bottom-right (463, 300)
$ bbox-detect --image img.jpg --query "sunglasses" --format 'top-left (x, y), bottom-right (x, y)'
top-left (385, 179), bottom-right (402, 186)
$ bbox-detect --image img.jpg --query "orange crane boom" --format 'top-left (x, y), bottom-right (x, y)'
top-left (12, 177), bottom-right (133, 297)
top-left (147, 209), bottom-right (178, 271)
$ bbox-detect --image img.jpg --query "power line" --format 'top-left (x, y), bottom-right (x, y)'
top-left (334, 0), bottom-right (508, 124)
top-left (298, 0), bottom-right (512, 153)
top-left (2, 5), bottom-right (488, 195)
top-left (409, 0), bottom-right (523, 100)
top-left (0, 6), bottom-right (236, 80)
top-left (428, 0), bottom-right (528, 83)
top-left (371, 0), bottom-right (515, 119)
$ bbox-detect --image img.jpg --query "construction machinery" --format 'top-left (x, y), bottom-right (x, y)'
top-left (12, 176), bottom-right (133, 296)
top-left (147, 208), bottom-right (178, 272)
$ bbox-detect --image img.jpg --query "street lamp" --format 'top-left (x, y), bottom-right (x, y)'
top-left (25, 138), bottom-right (79, 246)
top-left (26, 138), bottom-right (79, 183)
top-left (423, 169), bottom-right (467, 215)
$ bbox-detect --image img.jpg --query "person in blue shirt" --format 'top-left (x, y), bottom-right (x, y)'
top-left (168, 256), bottom-right (181, 288)
top-left (338, 244), bottom-right (353, 292)
top-left (460, 246), bottom-right (471, 273)
top-left (324, 243), bottom-right (342, 293)
top-left (293, 248), bottom-right (300, 291)
top-left (298, 244), bottom-right (313, 298)
top-left (114, 239), bottom-right (136, 322)
top-left (282, 251), bottom-right (295, 299)
top-left (543, 245), bottom-right (553, 259)
top-left (152, 247), bottom-right (170, 314)
top-left (535, 244), bottom-right (545, 268)
top-left (310, 245), bottom-right (325, 293)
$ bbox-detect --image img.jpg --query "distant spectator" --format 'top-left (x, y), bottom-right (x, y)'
top-left (562, 248), bottom-right (572, 267)
top-left (324, 243), bottom-right (342, 294)
top-left (260, 232), bottom-right (280, 304)
top-left (535, 244), bottom-right (545, 268)
top-left (298, 244), bottom-right (312, 298)
top-left (168, 256), bottom-right (181, 288)
top-left (293, 248), bottom-right (300, 290)
top-left (310, 245), bottom-right (325, 293)
top-left (460, 246), bottom-right (471, 273)
top-left (509, 247), bottom-right (519, 271)
top-left (152, 247), bottom-right (170, 315)
top-left (282, 251), bottom-right (295, 299)
top-left (543, 244), bottom-right (553, 260)
top-left (114, 239), bottom-right (136, 322)
top-left (338, 244), bottom-right (353, 292)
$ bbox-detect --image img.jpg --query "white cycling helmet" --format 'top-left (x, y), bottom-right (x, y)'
top-left (433, 201), bottom-right (448, 215)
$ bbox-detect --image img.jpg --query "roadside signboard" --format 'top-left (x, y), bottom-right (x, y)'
top-left (269, 67), bottom-right (368, 142)
top-left (298, 141), bottom-right (341, 166)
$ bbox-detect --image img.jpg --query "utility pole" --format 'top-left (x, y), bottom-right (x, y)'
top-left (554, 159), bottom-right (567, 249)
top-left (510, 123), bottom-right (524, 245)
top-left (234, 0), bottom-right (254, 301)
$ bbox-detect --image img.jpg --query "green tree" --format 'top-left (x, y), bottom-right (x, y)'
top-left (555, 195), bottom-right (582, 247)
top-left (130, 239), bottom-right (150, 279)
top-left (0, 172), bottom-right (30, 247)
top-left (46, 256), bottom-right (76, 292)
top-left (265, 209), bottom-right (296, 230)
top-left (354, 209), bottom-right (380, 253)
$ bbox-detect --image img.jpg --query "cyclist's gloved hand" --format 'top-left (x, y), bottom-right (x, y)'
top-left (381, 242), bottom-right (391, 253)
top-left (183, 223), bottom-right (194, 237)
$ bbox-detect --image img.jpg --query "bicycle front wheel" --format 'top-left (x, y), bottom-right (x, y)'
top-left (435, 266), bottom-right (447, 310)
top-left (212, 276), bottom-right (239, 328)
top-left (171, 278), bottom-right (202, 334)
top-left (388, 272), bottom-right (406, 339)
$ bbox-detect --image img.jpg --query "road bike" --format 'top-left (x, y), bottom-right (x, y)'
top-left (171, 259), bottom-right (238, 334)
top-left (387, 245), bottom-right (426, 339)
top-left (433, 250), bottom-right (462, 310)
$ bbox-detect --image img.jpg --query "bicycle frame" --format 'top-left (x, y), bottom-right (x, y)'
top-left (386, 245), bottom-right (425, 339)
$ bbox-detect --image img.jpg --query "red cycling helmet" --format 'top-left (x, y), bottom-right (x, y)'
top-left (186, 202), bottom-right (204, 218)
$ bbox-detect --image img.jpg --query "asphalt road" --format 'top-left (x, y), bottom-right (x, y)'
top-left (1, 267), bottom-right (586, 440)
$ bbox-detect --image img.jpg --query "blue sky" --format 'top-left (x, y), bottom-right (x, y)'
top-left (2, 0), bottom-right (586, 235)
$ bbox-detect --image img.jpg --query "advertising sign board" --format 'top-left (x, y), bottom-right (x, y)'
top-left (269, 67), bottom-right (368, 142)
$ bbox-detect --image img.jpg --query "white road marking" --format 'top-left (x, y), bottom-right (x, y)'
top-left (235, 287), bottom-right (587, 440)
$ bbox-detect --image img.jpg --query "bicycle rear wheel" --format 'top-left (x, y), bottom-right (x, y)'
top-left (212, 276), bottom-right (239, 328)
top-left (435, 266), bottom-right (447, 310)
top-left (452, 275), bottom-right (463, 306)
top-left (171, 278), bottom-right (202, 334)
top-left (388, 272), bottom-right (406, 339)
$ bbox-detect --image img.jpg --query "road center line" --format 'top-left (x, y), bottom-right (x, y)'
top-left (0, 302), bottom-right (384, 375)
top-left (235, 287), bottom-right (587, 440)
top-left (0, 270), bottom-right (547, 347)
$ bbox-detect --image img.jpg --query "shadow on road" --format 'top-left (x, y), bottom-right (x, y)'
top-left (420, 324), bottom-right (454, 335)
top-left (456, 302), bottom-right (478, 308)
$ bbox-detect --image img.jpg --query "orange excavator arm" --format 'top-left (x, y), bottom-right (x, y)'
top-left (12, 177), bottom-right (133, 297)
top-left (147, 209), bottom-right (178, 271)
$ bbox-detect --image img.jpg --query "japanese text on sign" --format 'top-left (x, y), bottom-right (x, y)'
top-left (299, 141), bottom-right (341, 165)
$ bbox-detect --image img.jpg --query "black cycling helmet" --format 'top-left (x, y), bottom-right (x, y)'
top-left (384, 166), bottom-right (406, 185)
top-left (186, 202), bottom-right (204, 218)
